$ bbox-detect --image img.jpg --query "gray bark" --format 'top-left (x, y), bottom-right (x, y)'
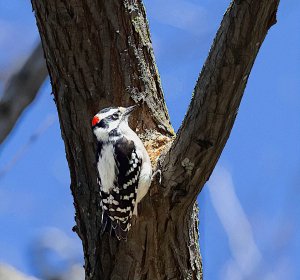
top-left (30, 0), bottom-right (280, 279)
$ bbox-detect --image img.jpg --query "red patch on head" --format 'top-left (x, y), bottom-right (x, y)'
top-left (92, 116), bottom-right (100, 126)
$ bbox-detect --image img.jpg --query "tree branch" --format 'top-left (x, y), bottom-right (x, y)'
top-left (30, 0), bottom-right (280, 279)
top-left (0, 43), bottom-right (48, 144)
top-left (162, 0), bottom-right (280, 203)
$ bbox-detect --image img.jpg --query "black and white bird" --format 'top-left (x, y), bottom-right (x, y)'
top-left (92, 105), bottom-right (152, 240)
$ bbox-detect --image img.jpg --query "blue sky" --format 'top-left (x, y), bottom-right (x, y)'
top-left (0, 1), bottom-right (299, 279)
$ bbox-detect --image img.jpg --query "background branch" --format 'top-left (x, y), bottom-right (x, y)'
top-left (0, 43), bottom-right (48, 144)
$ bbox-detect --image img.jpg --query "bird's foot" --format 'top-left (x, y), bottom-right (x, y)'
top-left (151, 169), bottom-right (162, 184)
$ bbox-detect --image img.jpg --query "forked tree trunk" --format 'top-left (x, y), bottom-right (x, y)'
top-left (31, 0), bottom-right (280, 279)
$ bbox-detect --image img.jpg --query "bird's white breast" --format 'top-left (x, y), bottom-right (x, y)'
top-left (97, 144), bottom-right (117, 193)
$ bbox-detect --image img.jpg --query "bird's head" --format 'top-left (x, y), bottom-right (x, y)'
top-left (92, 105), bottom-right (137, 142)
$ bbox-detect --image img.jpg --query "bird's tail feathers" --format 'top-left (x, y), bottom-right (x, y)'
top-left (100, 212), bottom-right (131, 241)
top-left (113, 221), bottom-right (130, 241)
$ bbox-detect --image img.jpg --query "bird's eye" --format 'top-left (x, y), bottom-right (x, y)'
top-left (112, 113), bottom-right (119, 120)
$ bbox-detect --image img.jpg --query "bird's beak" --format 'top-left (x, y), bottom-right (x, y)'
top-left (123, 105), bottom-right (138, 116)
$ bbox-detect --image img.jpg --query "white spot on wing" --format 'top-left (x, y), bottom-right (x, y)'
top-left (116, 207), bottom-right (127, 213)
top-left (114, 187), bottom-right (120, 194)
top-left (115, 216), bottom-right (127, 221)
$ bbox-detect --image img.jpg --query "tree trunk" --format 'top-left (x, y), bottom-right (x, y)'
top-left (31, 0), bottom-right (279, 279)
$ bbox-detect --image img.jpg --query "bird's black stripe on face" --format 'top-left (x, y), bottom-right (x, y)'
top-left (95, 119), bottom-right (108, 129)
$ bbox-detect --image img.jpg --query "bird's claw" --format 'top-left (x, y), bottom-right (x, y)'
top-left (151, 169), bottom-right (162, 184)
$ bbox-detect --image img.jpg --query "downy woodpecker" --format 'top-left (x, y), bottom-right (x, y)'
top-left (92, 105), bottom-right (152, 240)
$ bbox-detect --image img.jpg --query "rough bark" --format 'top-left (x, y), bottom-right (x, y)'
top-left (30, 0), bottom-right (279, 279)
top-left (0, 43), bottom-right (48, 144)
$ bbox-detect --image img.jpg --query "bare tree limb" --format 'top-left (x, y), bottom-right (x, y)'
top-left (162, 0), bottom-right (280, 203)
top-left (0, 43), bottom-right (48, 144)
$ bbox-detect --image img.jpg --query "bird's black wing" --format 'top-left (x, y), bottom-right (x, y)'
top-left (101, 137), bottom-right (141, 240)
